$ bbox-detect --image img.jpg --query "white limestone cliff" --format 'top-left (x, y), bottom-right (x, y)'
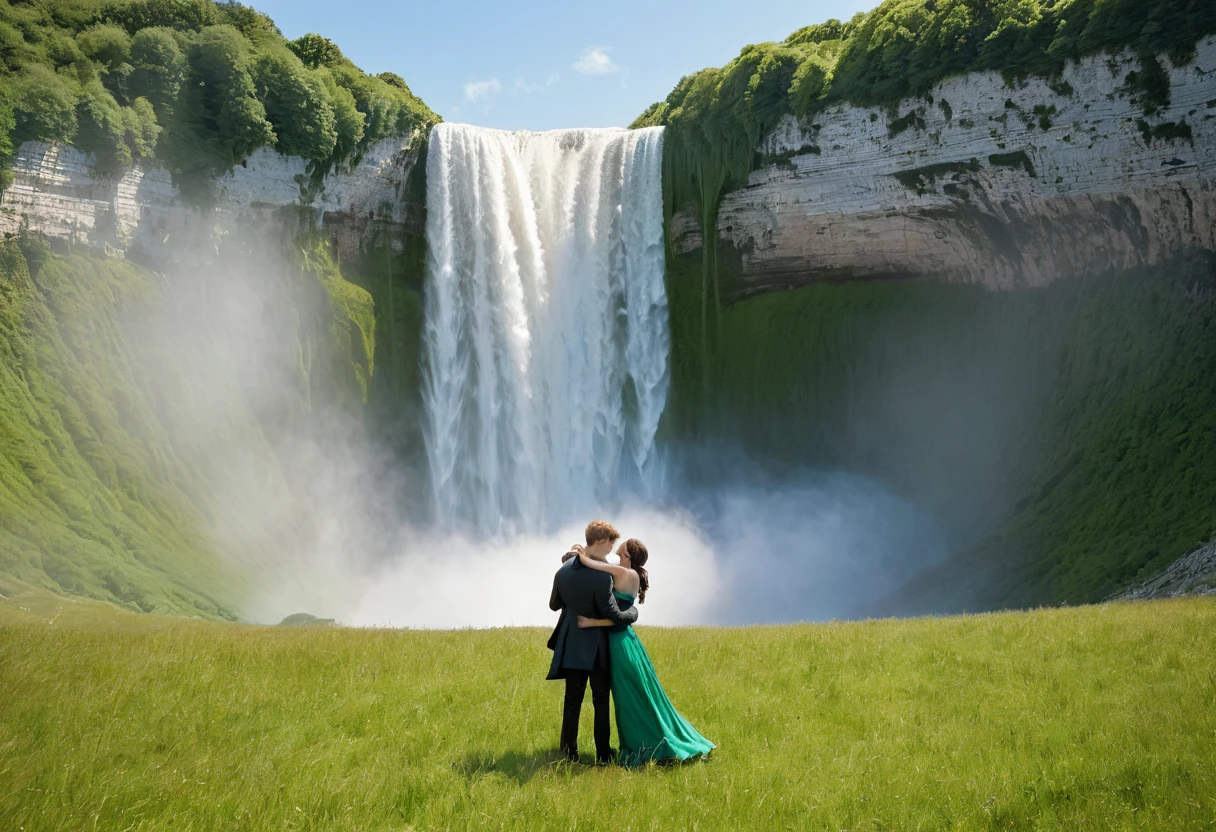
top-left (0, 133), bottom-right (425, 261)
top-left (677, 37), bottom-right (1216, 294)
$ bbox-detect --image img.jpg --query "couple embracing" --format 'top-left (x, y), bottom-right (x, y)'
top-left (546, 520), bottom-right (715, 766)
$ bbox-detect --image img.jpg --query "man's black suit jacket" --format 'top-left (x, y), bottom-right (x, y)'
top-left (546, 556), bottom-right (637, 680)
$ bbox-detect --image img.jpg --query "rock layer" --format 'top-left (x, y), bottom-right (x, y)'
top-left (674, 38), bottom-right (1216, 295)
top-left (1110, 538), bottom-right (1216, 600)
top-left (0, 134), bottom-right (426, 261)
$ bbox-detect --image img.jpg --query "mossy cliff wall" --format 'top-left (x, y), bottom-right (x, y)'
top-left (656, 52), bottom-right (1216, 614)
top-left (665, 247), bottom-right (1216, 612)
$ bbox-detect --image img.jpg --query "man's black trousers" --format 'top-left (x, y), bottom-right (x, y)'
top-left (560, 666), bottom-right (611, 763)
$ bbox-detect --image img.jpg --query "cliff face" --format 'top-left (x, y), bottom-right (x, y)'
top-left (673, 38), bottom-right (1216, 295)
top-left (0, 134), bottom-right (425, 263)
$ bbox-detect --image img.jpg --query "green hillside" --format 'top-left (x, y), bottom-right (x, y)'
top-left (1, 583), bottom-right (1213, 830)
top-left (0, 229), bottom-right (379, 618)
top-left (0, 234), bottom-right (233, 617)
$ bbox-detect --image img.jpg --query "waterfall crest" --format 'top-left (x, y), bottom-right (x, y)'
top-left (422, 123), bottom-right (668, 534)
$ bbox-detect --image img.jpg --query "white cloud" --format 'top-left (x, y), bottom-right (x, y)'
top-left (463, 78), bottom-right (502, 105)
top-left (573, 46), bottom-right (622, 76)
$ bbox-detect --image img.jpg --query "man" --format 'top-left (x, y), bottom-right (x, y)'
top-left (547, 520), bottom-right (638, 764)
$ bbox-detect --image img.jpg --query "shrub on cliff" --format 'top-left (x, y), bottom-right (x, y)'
top-left (127, 26), bottom-right (185, 115)
top-left (75, 23), bottom-right (130, 74)
top-left (251, 45), bottom-right (336, 161)
top-left (74, 76), bottom-right (132, 172)
top-left (10, 63), bottom-right (79, 145)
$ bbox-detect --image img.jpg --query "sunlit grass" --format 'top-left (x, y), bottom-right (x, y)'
top-left (1, 579), bottom-right (1213, 830)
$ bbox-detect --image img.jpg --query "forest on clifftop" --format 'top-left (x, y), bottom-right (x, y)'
top-left (0, 0), bottom-right (438, 198)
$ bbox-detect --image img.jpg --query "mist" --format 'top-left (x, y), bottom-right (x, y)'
top-left (345, 473), bottom-right (950, 629)
top-left (121, 231), bottom-right (950, 627)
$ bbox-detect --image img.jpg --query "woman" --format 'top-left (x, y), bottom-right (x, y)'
top-left (568, 538), bottom-right (715, 767)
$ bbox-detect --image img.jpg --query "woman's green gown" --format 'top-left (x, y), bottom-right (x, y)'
top-left (608, 589), bottom-right (715, 767)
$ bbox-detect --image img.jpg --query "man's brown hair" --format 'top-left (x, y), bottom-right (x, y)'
top-left (584, 520), bottom-right (620, 546)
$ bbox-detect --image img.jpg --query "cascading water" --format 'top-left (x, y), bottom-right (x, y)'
top-left (422, 123), bottom-right (669, 534)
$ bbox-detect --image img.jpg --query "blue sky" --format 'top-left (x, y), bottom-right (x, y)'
top-left (249, 0), bottom-right (876, 131)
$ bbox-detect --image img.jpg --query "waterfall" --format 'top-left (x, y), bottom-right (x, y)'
top-left (422, 123), bottom-right (669, 534)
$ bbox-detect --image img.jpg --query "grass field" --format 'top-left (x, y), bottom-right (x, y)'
top-left (1, 579), bottom-right (1214, 831)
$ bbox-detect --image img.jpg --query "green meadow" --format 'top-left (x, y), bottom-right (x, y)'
top-left (1, 579), bottom-right (1213, 831)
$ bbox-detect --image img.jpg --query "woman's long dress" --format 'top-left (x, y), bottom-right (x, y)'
top-left (609, 589), bottom-right (715, 766)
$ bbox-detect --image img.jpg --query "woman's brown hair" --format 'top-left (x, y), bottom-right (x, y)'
top-left (624, 538), bottom-right (649, 603)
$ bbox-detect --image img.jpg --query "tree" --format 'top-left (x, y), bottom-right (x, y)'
top-left (317, 68), bottom-right (364, 165)
top-left (187, 25), bottom-right (274, 164)
top-left (251, 46), bottom-right (337, 161)
top-left (12, 64), bottom-right (79, 145)
top-left (76, 24), bottom-right (132, 71)
top-left (122, 96), bottom-right (160, 160)
top-left (75, 78), bottom-right (131, 174)
top-left (129, 27), bottom-right (185, 118)
top-left (288, 33), bottom-right (344, 69)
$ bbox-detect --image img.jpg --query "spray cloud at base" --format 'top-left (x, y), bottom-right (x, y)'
top-left (345, 473), bottom-right (951, 628)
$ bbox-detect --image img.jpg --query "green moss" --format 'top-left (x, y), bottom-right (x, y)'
top-left (1136, 118), bottom-right (1194, 146)
top-left (293, 232), bottom-right (376, 403)
top-left (892, 158), bottom-right (981, 193)
top-left (757, 143), bottom-right (820, 170)
top-left (888, 107), bottom-right (926, 137)
top-left (1032, 103), bottom-right (1057, 130)
top-left (1047, 77), bottom-right (1075, 97)
top-left (337, 194), bottom-right (430, 505)
top-left (1120, 53), bottom-right (1172, 116)
top-left (988, 150), bottom-right (1037, 178)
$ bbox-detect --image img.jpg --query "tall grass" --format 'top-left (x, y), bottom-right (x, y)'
top-left (2, 581), bottom-right (1213, 830)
